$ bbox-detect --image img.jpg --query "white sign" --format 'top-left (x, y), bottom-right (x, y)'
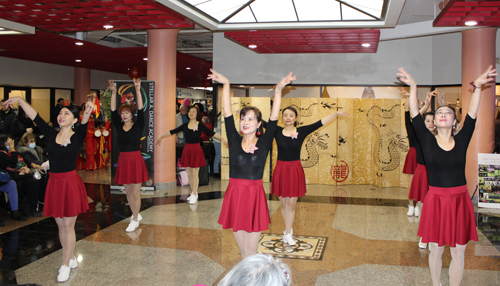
top-left (176, 88), bottom-right (212, 100)
top-left (478, 153), bottom-right (500, 209)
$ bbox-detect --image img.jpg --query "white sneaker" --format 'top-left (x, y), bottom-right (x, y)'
top-left (126, 220), bottom-right (139, 232)
top-left (187, 192), bottom-right (194, 201)
top-left (407, 205), bottom-right (414, 216)
top-left (418, 237), bottom-right (428, 249)
top-left (59, 258), bottom-right (77, 273)
top-left (188, 194), bottom-right (198, 204)
top-left (283, 233), bottom-right (296, 246)
top-left (414, 206), bottom-right (420, 217)
top-left (130, 213), bottom-right (142, 222)
top-left (57, 265), bottom-right (70, 282)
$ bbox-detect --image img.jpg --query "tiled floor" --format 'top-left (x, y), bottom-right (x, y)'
top-left (1, 167), bottom-right (499, 285)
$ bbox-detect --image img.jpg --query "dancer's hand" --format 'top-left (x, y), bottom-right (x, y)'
top-left (83, 101), bottom-right (94, 116)
top-left (437, 91), bottom-right (446, 106)
top-left (276, 72), bottom-right (296, 92)
top-left (2, 97), bottom-right (22, 109)
top-left (399, 88), bottom-right (410, 97)
top-left (133, 78), bottom-right (142, 89)
top-left (208, 69), bottom-right (229, 84)
top-left (156, 135), bottom-right (165, 146)
top-left (337, 111), bottom-right (349, 119)
top-left (424, 92), bottom-right (433, 107)
top-left (396, 68), bottom-right (416, 87)
top-left (108, 79), bottom-right (116, 93)
top-left (474, 65), bottom-right (498, 87)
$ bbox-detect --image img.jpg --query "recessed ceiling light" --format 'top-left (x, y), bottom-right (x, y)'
top-left (239, 85), bottom-right (245, 87)
top-left (465, 21), bottom-right (477, 26)
top-left (75, 42), bottom-right (83, 46)
top-left (248, 44), bottom-right (257, 49)
top-left (75, 59), bottom-right (81, 62)
top-left (362, 43), bottom-right (371, 47)
top-left (103, 25), bottom-right (113, 29)
top-left (186, 67), bottom-right (191, 70)
top-left (143, 58), bottom-right (148, 61)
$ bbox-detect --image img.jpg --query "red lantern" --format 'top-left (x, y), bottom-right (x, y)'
top-left (128, 66), bottom-right (143, 79)
top-left (201, 79), bottom-right (211, 88)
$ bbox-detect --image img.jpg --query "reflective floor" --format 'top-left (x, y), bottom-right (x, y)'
top-left (1, 168), bottom-right (499, 285)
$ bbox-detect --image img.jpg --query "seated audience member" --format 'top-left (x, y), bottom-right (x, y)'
top-left (16, 133), bottom-right (48, 168)
top-left (0, 134), bottom-right (44, 217)
top-left (218, 254), bottom-right (291, 286)
top-left (10, 108), bottom-right (39, 145)
top-left (0, 180), bottom-right (27, 223)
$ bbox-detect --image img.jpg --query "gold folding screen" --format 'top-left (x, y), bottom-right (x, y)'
top-left (221, 98), bottom-right (409, 188)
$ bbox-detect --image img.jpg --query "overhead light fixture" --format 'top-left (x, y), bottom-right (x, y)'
top-left (465, 21), bottom-right (477, 26)
top-left (0, 28), bottom-right (4, 30)
top-left (103, 25), bottom-right (113, 29)
top-left (457, 98), bottom-right (460, 104)
top-left (239, 85), bottom-right (245, 87)
top-left (362, 43), bottom-right (371, 47)
top-left (75, 42), bottom-right (83, 46)
top-left (186, 67), bottom-right (191, 70)
top-left (75, 59), bottom-right (81, 62)
top-left (248, 44), bottom-right (257, 49)
top-left (143, 58), bottom-right (148, 61)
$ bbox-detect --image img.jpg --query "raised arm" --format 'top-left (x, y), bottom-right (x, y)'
top-left (469, 65), bottom-right (498, 119)
top-left (397, 68), bottom-right (419, 118)
top-left (133, 78), bottom-right (144, 110)
top-left (2, 97), bottom-right (37, 120)
top-left (109, 79), bottom-right (117, 112)
top-left (321, 111), bottom-right (349, 125)
top-left (419, 91), bottom-right (433, 115)
top-left (81, 101), bottom-right (94, 125)
top-left (400, 88), bottom-right (410, 112)
top-left (272, 72), bottom-right (296, 121)
top-left (208, 69), bottom-right (231, 118)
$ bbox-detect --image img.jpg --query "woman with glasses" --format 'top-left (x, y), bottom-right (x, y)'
top-left (397, 66), bottom-right (497, 286)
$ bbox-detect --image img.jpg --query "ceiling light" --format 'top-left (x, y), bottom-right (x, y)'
top-left (186, 67), bottom-right (191, 70)
top-left (75, 59), bottom-right (81, 62)
top-left (143, 58), bottom-right (148, 61)
top-left (75, 42), bottom-right (83, 46)
top-left (0, 28), bottom-right (4, 31)
top-left (465, 21), bottom-right (477, 26)
top-left (362, 43), bottom-right (371, 47)
top-left (248, 44), bottom-right (257, 49)
top-left (103, 25), bottom-right (113, 29)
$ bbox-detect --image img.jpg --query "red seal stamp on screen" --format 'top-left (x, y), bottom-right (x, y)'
top-left (331, 160), bottom-right (349, 183)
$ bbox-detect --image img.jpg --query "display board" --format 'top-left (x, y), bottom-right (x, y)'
top-left (478, 153), bottom-right (500, 209)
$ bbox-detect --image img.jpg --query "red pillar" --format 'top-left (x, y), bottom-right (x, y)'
top-left (462, 27), bottom-right (497, 195)
top-left (147, 29), bottom-right (179, 189)
top-left (74, 67), bottom-right (90, 105)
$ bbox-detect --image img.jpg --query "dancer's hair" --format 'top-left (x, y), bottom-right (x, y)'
top-left (240, 106), bottom-right (264, 137)
top-left (218, 254), bottom-right (291, 286)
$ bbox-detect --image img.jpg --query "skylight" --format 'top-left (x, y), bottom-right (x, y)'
top-left (182, 0), bottom-right (385, 23)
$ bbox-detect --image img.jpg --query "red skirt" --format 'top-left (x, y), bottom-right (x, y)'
top-left (115, 151), bottom-right (149, 185)
top-left (218, 178), bottom-right (270, 232)
top-left (180, 143), bottom-right (206, 168)
top-left (43, 171), bottom-right (89, 218)
top-left (403, 147), bottom-right (417, 174)
top-left (418, 185), bottom-right (478, 247)
top-left (271, 160), bottom-right (306, 198)
top-left (408, 164), bottom-right (429, 202)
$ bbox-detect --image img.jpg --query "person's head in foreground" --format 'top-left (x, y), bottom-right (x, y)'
top-left (218, 253), bottom-right (291, 286)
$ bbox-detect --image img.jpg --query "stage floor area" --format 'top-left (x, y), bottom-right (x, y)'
top-left (0, 168), bottom-right (499, 285)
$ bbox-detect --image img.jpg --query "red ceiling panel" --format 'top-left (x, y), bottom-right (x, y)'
top-left (0, 31), bottom-right (211, 87)
top-left (0, 0), bottom-right (194, 32)
top-left (224, 29), bottom-right (380, 54)
top-left (434, 0), bottom-right (500, 27)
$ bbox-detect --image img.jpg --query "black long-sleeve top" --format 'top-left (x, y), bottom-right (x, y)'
top-left (405, 111), bottom-right (425, 165)
top-left (225, 115), bottom-right (277, 180)
top-left (112, 109), bottom-right (144, 152)
top-left (275, 121), bottom-right (323, 161)
top-left (170, 121), bottom-right (214, 144)
top-left (34, 114), bottom-right (87, 173)
top-left (412, 113), bottom-right (476, 188)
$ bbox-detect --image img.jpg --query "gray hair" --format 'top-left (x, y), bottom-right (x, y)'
top-left (218, 254), bottom-right (291, 286)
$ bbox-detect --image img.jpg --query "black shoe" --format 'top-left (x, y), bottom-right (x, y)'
top-left (0, 219), bottom-right (5, 226)
top-left (11, 210), bottom-right (27, 221)
top-left (30, 211), bottom-right (44, 217)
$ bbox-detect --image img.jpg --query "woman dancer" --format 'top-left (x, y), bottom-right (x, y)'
top-left (109, 79), bottom-right (149, 232)
top-left (398, 66), bottom-right (497, 286)
top-left (272, 106), bottom-right (347, 245)
top-left (209, 69), bottom-right (292, 259)
top-left (157, 106), bottom-right (226, 204)
top-left (2, 97), bottom-right (93, 282)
